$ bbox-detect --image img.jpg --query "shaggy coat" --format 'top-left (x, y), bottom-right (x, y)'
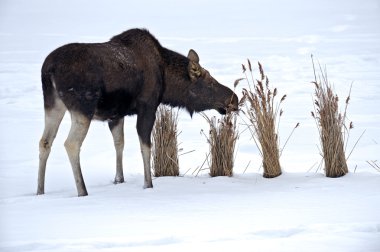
top-left (38, 28), bottom-right (238, 196)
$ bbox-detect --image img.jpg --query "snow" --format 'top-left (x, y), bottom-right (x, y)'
top-left (1, 0), bottom-right (380, 251)
top-left (1, 173), bottom-right (380, 252)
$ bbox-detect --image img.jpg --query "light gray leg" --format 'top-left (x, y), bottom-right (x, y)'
top-left (109, 118), bottom-right (125, 184)
top-left (37, 101), bottom-right (66, 195)
top-left (64, 112), bottom-right (91, 197)
top-left (139, 137), bottom-right (153, 189)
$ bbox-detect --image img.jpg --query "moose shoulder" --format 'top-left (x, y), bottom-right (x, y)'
top-left (38, 28), bottom-right (238, 196)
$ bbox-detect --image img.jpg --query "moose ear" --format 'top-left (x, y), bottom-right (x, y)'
top-left (187, 49), bottom-right (199, 63)
top-left (188, 61), bottom-right (202, 80)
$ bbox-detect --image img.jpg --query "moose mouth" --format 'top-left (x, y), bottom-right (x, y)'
top-left (217, 107), bottom-right (227, 115)
top-left (217, 104), bottom-right (238, 115)
top-left (216, 99), bottom-right (239, 115)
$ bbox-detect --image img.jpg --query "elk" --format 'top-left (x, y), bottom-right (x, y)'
top-left (38, 28), bottom-right (238, 196)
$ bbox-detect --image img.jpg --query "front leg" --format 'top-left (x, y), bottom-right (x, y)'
top-left (136, 105), bottom-right (157, 189)
top-left (109, 118), bottom-right (125, 184)
top-left (139, 137), bottom-right (153, 189)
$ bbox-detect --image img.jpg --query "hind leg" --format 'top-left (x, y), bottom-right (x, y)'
top-left (37, 100), bottom-right (66, 195)
top-left (109, 118), bottom-right (125, 184)
top-left (64, 111), bottom-right (91, 197)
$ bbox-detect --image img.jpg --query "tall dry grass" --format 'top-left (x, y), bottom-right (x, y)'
top-left (311, 56), bottom-right (350, 177)
top-left (152, 105), bottom-right (179, 177)
top-left (202, 111), bottom-right (238, 177)
top-left (367, 160), bottom-right (380, 172)
top-left (239, 60), bottom-right (298, 178)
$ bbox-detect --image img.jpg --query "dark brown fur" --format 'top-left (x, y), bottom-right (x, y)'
top-left (39, 28), bottom-right (238, 195)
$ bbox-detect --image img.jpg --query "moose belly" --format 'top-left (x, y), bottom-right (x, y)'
top-left (94, 92), bottom-right (137, 121)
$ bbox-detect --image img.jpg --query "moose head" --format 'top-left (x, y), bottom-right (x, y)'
top-left (184, 49), bottom-right (239, 116)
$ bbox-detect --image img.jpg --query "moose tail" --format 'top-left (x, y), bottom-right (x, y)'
top-left (41, 68), bottom-right (57, 110)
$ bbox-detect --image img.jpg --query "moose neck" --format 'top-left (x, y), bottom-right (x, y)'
top-left (161, 48), bottom-right (192, 109)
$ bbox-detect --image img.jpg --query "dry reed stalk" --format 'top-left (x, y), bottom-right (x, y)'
top-left (202, 110), bottom-right (238, 177)
top-left (311, 55), bottom-right (349, 177)
top-left (367, 160), bottom-right (380, 172)
top-left (152, 105), bottom-right (179, 177)
top-left (239, 60), bottom-right (298, 178)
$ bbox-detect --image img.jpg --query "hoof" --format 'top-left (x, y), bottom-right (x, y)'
top-left (77, 190), bottom-right (88, 197)
top-left (37, 186), bottom-right (45, 195)
top-left (114, 176), bottom-right (125, 184)
top-left (143, 183), bottom-right (153, 189)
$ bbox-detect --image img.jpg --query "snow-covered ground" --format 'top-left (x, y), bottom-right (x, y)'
top-left (0, 0), bottom-right (379, 251)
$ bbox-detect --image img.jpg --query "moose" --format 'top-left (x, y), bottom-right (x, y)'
top-left (38, 28), bottom-right (238, 196)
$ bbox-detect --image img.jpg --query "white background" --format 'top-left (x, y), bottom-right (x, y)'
top-left (1, 0), bottom-right (379, 251)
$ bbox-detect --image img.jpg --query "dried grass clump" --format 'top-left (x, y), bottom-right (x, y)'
top-left (239, 60), bottom-right (298, 178)
top-left (202, 110), bottom-right (238, 177)
top-left (152, 105), bottom-right (179, 177)
top-left (311, 56), bottom-right (350, 177)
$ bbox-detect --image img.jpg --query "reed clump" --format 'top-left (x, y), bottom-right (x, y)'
top-left (311, 56), bottom-right (351, 177)
top-left (152, 105), bottom-right (179, 177)
top-left (202, 109), bottom-right (238, 177)
top-left (239, 60), bottom-right (298, 178)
